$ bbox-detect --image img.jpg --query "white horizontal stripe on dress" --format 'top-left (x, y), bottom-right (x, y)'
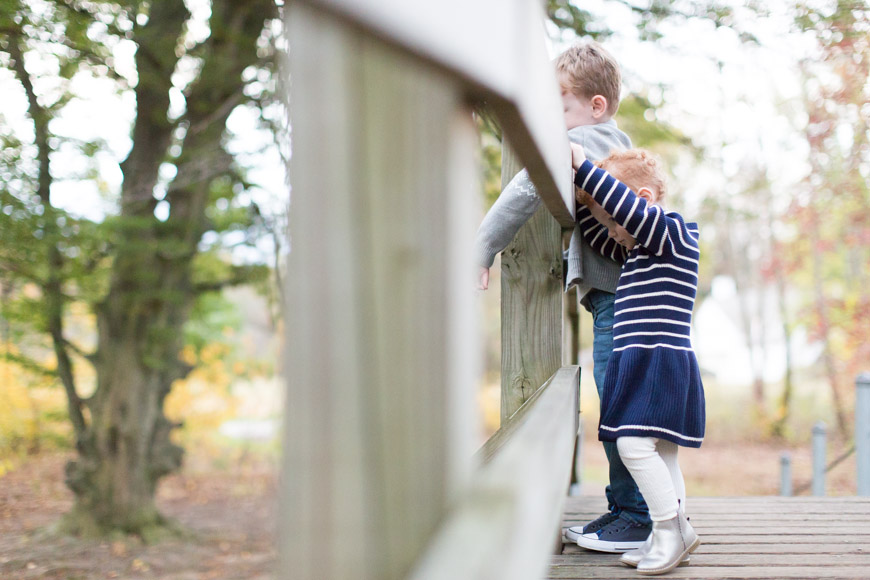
top-left (613, 343), bottom-right (696, 353)
top-left (614, 318), bottom-right (692, 329)
top-left (618, 277), bottom-right (698, 292)
top-left (615, 291), bottom-right (695, 304)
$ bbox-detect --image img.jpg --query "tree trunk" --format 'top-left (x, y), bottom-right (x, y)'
top-left (769, 255), bottom-right (794, 439)
top-left (61, 0), bottom-right (274, 535)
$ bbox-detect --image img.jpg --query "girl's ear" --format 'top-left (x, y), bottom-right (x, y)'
top-left (637, 187), bottom-right (656, 203)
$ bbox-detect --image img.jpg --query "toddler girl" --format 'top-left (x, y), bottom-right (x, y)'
top-left (570, 145), bottom-right (705, 575)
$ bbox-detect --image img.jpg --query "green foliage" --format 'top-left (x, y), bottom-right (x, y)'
top-left (616, 94), bottom-right (693, 151)
top-left (0, 0), bottom-right (283, 523)
top-left (0, 0), bottom-right (281, 367)
top-left (546, 1), bottom-right (600, 39)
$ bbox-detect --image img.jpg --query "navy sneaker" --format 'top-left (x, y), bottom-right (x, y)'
top-left (562, 512), bottom-right (618, 543)
top-left (575, 514), bottom-right (651, 553)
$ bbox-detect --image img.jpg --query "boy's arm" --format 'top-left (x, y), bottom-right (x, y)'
top-left (576, 203), bottom-right (627, 263)
top-left (574, 160), bottom-right (698, 257)
top-left (475, 168), bottom-right (542, 268)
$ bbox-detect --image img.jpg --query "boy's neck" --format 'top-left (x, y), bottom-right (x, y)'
top-left (570, 116), bottom-right (613, 130)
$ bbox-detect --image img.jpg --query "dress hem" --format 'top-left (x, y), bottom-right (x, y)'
top-left (598, 425), bottom-right (703, 448)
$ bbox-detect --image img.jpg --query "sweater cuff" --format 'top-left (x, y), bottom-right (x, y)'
top-left (476, 243), bottom-right (499, 268)
top-left (574, 159), bottom-right (597, 190)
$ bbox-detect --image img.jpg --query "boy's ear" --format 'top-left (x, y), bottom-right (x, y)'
top-left (591, 95), bottom-right (609, 118)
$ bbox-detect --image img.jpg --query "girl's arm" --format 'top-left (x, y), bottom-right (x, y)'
top-left (574, 159), bottom-right (698, 257)
top-left (576, 203), bottom-right (627, 263)
top-left (577, 204), bottom-right (626, 263)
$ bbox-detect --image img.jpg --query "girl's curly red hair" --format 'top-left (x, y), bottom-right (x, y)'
top-left (595, 149), bottom-right (667, 203)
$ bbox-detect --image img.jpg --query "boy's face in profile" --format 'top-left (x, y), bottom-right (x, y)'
top-left (561, 85), bottom-right (596, 130)
top-left (559, 73), bottom-right (604, 130)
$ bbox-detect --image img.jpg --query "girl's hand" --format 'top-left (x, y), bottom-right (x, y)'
top-left (570, 143), bottom-right (586, 170)
top-left (575, 187), bottom-right (593, 206)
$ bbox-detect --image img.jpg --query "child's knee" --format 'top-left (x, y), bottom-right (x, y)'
top-left (616, 436), bottom-right (657, 462)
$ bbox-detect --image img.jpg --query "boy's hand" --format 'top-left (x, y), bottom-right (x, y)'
top-left (478, 266), bottom-right (490, 290)
top-left (570, 143), bottom-right (586, 170)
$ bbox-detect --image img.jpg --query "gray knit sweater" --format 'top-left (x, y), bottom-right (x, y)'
top-left (475, 120), bottom-right (632, 305)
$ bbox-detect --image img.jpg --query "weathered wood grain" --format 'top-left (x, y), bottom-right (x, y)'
top-left (478, 366), bottom-right (577, 465)
top-left (553, 554), bottom-right (870, 566)
top-left (554, 496), bottom-right (870, 579)
top-left (412, 366), bottom-right (579, 580)
top-left (499, 145), bottom-right (564, 421)
top-left (548, 566), bottom-right (870, 579)
top-left (281, 6), bottom-right (479, 578)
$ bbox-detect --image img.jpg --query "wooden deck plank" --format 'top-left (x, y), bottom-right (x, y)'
top-left (552, 554), bottom-right (870, 566)
top-left (552, 496), bottom-right (870, 579)
top-left (564, 522), bottom-right (870, 532)
top-left (564, 510), bottom-right (870, 525)
top-left (547, 566), bottom-right (870, 579)
top-left (563, 544), bottom-right (870, 555)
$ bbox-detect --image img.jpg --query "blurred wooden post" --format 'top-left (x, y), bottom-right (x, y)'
top-left (499, 145), bottom-right (563, 421)
top-left (282, 1), bottom-right (577, 578)
top-left (279, 5), bottom-right (479, 578)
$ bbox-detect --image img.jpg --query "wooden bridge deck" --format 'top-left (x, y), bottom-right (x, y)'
top-left (551, 496), bottom-right (870, 579)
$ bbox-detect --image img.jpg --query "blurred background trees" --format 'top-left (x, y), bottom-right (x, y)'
top-left (480, 0), bottom-right (869, 444)
top-left (0, 0), bottom-right (283, 535)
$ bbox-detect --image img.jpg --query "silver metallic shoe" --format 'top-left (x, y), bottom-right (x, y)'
top-left (619, 535), bottom-right (690, 568)
top-left (636, 511), bottom-right (699, 575)
top-left (621, 508), bottom-right (692, 568)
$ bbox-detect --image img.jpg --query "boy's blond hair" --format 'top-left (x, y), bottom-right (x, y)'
top-left (596, 149), bottom-right (667, 202)
top-left (555, 42), bottom-right (622, 117)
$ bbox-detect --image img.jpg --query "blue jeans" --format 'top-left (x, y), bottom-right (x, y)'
top-left (587, 289), bottom-right (651, 526)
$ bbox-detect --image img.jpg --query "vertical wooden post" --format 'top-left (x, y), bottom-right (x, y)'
top-left (562, 286), bottom-right (579, 366)
top-left (279, 5), bottom-right (480, 578)
top-left (499, 147), bottom-right (563, 421)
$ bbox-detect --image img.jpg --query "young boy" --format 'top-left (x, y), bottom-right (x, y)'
top-left (475, 42), bottom-right (652, 552)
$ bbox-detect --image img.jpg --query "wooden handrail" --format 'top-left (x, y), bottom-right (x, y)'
top-left (294, 0), bottom-right (575, 227)
top-left (409, 366), bottom-right (580, 580)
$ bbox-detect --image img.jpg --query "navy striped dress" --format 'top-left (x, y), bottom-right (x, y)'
top-left (574, 159), bottom-right (706, 448)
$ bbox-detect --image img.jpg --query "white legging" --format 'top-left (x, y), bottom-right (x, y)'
top-left (616, 436), bottom-right (687, 522)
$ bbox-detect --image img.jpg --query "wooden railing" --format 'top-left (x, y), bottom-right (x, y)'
top-left (280, 2), bottom-right (579, 578)
top-left (411, 366), bottom-right (579, 579)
